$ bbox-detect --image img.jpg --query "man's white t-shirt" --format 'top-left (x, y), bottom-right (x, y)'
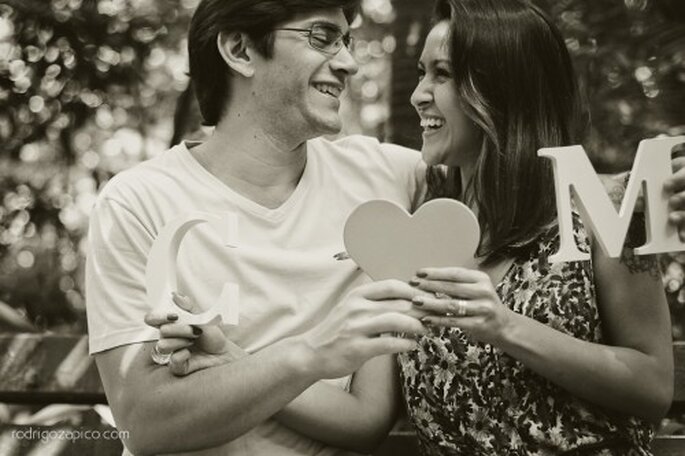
top-left (86, 135), bottom-right (423, 455)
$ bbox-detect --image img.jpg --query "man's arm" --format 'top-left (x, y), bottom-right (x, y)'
top-left (98, 280), bottom-right (426, 455)
top-left (149, 293), bottom-right (407, 454)
top-left (274, 355), bottom-right (402, 453)
top-left (152, 333), bottom-right (404, 454)
top-left (96, 338), bottom-right (317, 455)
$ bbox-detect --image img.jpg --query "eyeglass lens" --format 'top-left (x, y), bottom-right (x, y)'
top-left (309, 24), bottom-right (352, 54)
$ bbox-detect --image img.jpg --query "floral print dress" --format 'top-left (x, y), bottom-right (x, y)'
top-left (398, 223), bottom-right (654, 455)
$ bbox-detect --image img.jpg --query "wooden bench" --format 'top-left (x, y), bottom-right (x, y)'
top-left (1, 334), bottom-right (684, 455)
top-left (0, 334), bottom-right (121, 455)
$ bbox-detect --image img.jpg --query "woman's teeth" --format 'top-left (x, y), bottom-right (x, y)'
top-left (420, 117), bottom-right (445, 131)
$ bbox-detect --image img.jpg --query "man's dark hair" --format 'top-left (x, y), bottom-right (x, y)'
top-left (189, 0), bottom-right (360, 126)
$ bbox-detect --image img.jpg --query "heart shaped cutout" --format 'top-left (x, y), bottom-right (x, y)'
top-left (344, 199), bottom-right (481, 281)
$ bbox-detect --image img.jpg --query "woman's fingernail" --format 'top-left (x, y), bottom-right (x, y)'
top-left (421, 317), bottom-right (432, 326)
top-left (412, 297), bottom-right (424, 306)
top-left (409, 279), bottom-right (420, 287)
top-left (192, 326), bottom-right (203, 336)
top-left (167, 313), bottom-right (178, 321)
top-left (416, 271), bottom-right (427, 278)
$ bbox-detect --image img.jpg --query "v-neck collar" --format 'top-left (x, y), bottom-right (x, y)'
top-left (177, 141), bottom-right (314, 222)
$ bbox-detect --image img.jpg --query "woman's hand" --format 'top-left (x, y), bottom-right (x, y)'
top-left (409, 267), bottom-right (516, 345)
top-left (144, 292), bottom-right (247, 376)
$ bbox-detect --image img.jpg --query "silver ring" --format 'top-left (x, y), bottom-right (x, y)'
top-left (455, 299), bottom-right (468, 317)
top-left (151, 344), bottom-right (172, 366)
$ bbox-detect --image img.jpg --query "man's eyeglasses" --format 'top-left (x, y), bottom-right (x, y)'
top-left (274, 24), bottom-right (354, 56)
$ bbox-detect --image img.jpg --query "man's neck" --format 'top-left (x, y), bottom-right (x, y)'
top-left (190, 120), bottom-right (309, 209)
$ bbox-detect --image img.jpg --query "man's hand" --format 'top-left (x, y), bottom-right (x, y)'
top-left (666, 156), bottom-right (685, 241)
top-left (294, 279), bottom-right (429, 379)
top-left (145, 280), bottom-right (428, 380)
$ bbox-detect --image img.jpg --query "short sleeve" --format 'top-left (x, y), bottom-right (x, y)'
top-left (85, 195), bottom-right (158, 354)
top-left (378, 142), bottom-right (427, 212)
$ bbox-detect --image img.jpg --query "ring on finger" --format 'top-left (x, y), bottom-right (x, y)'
top-left (455, 299), bottom-right (468, 317)
top-left (151, 343), bottom-right (172, 366)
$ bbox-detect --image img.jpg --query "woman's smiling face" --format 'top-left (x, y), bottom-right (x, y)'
top-left (410, 20), bottom-right (480, 169)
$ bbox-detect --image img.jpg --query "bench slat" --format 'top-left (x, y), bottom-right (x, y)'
top-left (1, 338), bottom-right (683, 403)
top-left (652, 436), bottom-right (685, 456)
top-left (673, 342), bottom-right (685, 402)
top-left (0, 426), bottom-right (683, 456)
top-left (0, 334), bottom-right (105, 404)
top-left (1, 335), bottom-right (684, 455)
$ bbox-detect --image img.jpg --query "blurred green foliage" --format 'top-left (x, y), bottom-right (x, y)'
top-left (0, 0), bottom-right (684, 338)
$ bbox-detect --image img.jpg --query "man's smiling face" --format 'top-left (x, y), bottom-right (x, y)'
top-left (250, 8), bottom-right (359, 140)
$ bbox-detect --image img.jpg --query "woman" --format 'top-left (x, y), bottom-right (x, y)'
top-left (150, 0), bottom-right (673, 454)
top-left (399, 0), bottom-right (672, 454)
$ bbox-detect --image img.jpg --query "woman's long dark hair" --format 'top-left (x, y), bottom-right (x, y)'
top-left (427, 0), bottom-right (587, 265)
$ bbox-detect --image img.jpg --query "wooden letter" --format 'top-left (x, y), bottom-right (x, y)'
top-left (145, 212), bottom-right (239, 326)
top-left (539, 136), bottom-right (685, 262)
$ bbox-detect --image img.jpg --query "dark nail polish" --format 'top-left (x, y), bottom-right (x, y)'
top-left (192, 326), bottom-right (203, 336)
top-left (416, 271), bottom-right (427, 278)
top-left (409, 279), bottom-right (420, 287)
top-left (167, 313), bottom-right (178, 321)
top-left (412, 297), bottom-right (424, 306)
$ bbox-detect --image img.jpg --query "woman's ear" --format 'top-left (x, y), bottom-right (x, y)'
top-left (217, 31), bottom-right (255, 78)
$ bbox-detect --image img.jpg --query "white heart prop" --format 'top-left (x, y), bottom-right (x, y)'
top-left (146, 211), bottom-right (239, 326)
top-left (344, 199), bottom-right (481, 281)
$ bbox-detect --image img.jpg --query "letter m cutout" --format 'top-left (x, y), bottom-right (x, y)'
top-left (538, 136), bottom-right (685, 263)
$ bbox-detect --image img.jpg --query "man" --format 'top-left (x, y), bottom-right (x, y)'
top-left (86, 1), bottom-right (430, 455)
top-left (86, 0), bottom-right (685, 455)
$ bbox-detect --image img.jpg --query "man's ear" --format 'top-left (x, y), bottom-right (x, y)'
top-left (217, 31), bottom-right (255, 78)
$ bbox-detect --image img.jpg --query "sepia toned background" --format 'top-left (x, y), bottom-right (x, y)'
top-left (0, 0), bottom-right (684, 433)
